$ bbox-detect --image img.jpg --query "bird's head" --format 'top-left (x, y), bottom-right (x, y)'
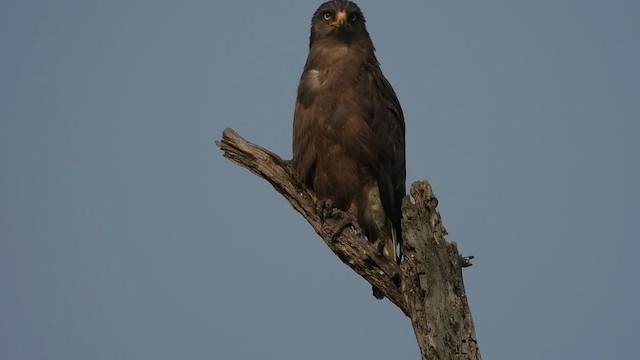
top-left (309, 0), bottom-right (369, 46)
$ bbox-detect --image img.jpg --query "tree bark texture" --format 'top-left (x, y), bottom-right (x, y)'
top-left (216, 128), bottom-right (481, 360)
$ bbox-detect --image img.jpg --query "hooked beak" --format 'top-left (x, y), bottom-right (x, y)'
top-left (331, 11), bottom-right (347, 29)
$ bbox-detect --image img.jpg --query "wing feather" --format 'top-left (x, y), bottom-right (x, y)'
top-left (364, 64), bottom-right (406, 248)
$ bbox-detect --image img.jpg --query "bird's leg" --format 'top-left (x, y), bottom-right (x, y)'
top-left (376, 238), bottom-right (387, 257)
top-left (368, 224), bottom-right (388, 258)
top-left (369, 232), bottom-right (388, 300)
top-left (317, 199), bottom-right (358, 241)
top-left (369, 230), bottom-right (394, 300)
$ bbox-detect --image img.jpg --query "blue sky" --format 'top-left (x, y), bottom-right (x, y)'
top-left (1, 1), bottom-right (639, 359)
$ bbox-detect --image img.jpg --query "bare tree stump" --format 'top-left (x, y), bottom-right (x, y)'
top-left (216, 128), bottom-right (481, 360)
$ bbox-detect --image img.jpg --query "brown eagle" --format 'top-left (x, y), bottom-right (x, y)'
top-left (292, 0), bottom-right (406, 298)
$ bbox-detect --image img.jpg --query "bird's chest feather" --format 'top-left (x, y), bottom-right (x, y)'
top-left (298, 61), bottom-right (377, 147)
top-left (299, 66), bottom-right (372, 127)
top-left (299, 70), bottom-right (378, 199)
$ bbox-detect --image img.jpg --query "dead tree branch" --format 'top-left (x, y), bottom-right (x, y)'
top-left (216, 128), bottom-right (481, 360)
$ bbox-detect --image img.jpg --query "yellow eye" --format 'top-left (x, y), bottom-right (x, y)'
top-left (349, 13), bottom-right (358, 22)
top-left (323, 12), bottom-right (332, 21)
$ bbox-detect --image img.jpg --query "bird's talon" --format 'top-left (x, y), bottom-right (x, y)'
top-left (316, 199), bottom-right (337, 222)
top-left (328, 217), bottom-right (354, 241)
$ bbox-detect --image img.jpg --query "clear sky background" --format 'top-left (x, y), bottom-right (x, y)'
top-left (1, 0), bottom-right (639, 359)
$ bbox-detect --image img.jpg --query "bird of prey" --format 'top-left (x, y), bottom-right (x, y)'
top-left (292, 0), bottom-right (406, 298)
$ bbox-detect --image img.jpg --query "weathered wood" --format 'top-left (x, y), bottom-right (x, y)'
top-left (216, 128), bottom-right (481, 360)
top-left (401, 183), bottom-right (481, 359)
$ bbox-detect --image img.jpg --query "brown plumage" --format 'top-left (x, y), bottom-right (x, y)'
top-left (292, 0), bottom-right (406, 299)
